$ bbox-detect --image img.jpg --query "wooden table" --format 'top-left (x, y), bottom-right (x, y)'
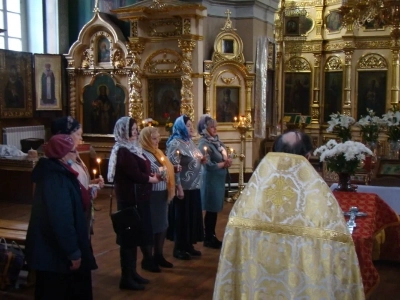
top-left (0, 219), bottom-right (28, 245)
top-left (334, 192), bottom-right (400, 296)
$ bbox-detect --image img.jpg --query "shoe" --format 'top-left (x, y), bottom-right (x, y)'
top-left (155, 254), bottom-right (174, 268)
top-left (132, 271), bottom-right (150, 284)
top-left (186, 246), bottom-right (202, 256)
top-left (173, 249), bottom-right (191, 260)
top-left (119, 275), bottom-right (145, 290)
top-left (141, 258), bottom-right (161, 273)
top-left (204, 236), bottom-right (222, 249)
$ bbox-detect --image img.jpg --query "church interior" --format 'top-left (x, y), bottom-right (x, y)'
top-left (1, 0), bottom-right (400, 298)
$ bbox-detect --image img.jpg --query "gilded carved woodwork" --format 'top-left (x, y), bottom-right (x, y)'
top-left (131, 21), bottom-right (138, 37)
top-left (149, 18), bottom-right (182, 37)
top-left (183, 18), bottom-right (191, 34)
top-left (358, 53), bottom-right (388, 69)
top-left (68, 71), bottom-right (77, 118)
top-left (285, 57), bottom-right (311, 71)
top-left (129, 54), bottom-right (144, 121)
top-left (325, 56), bottom-right (343, 71)
top-left (143, 49), bottom-right (183, 75)
top-left (179, 43), bottom-right (196, 121)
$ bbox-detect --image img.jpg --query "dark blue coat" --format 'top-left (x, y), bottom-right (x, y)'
top-left (26, 158), bottom-right (97, 273)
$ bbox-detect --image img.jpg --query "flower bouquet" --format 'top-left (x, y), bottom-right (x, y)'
top-left (326, 112), bottom-right (355, 142)
top-left (382, 106), bottom-right (400, 158)
top-left (355, 109), bottom-right (384, 143)
top-left (382, 106), bottom-right (400, 141)
top-left (164, 113), bottom-right (174, 135)
top-left (314, 140), bottom-right (373, 191)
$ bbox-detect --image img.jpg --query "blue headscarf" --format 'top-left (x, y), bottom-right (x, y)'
top-left (166, 115), bottom-right (190, 146)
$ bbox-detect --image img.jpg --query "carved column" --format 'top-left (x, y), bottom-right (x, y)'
top-left (245, 80), bottom-right (253, 123)
top-left (178, 39), bottom-right (196, 121)
top-left (312, 53), bottom-right (321, 124)
top-left (275, 51), bottom-right (283, 132)
top-left (127, 41), bottom-right (147, 122)
top-left (391, 49), bottom-right (400, 107)
top-left (68, 71), bottom-right (77, 118)
top-left (204, 72), bottom-right (212, 115)
top-left (343, 50), bottom-right (354, 115)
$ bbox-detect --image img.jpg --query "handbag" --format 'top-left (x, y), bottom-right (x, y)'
top-left (0, 238), bottom-right (25, 290)
top-left (109, 185), bottom-right (143, 246)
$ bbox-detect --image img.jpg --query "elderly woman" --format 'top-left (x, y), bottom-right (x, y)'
top-left (51, 116), bottom-right (104, 237)
top-left (198, 115), bottom-right (232, 249)
top-left (26, 134), bottom-right (97, 299)
top-left (166, 115), bottom-right (206, 260)
top-left (107, 117), bottom-right (160, 291)
top-left (139, 126), bottom-right (179, 270)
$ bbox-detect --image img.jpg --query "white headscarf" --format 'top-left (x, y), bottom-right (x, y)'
top-left (107, 116), bottom-right (146, 182)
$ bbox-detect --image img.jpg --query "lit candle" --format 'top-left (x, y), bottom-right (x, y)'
top-left (161, 156), bottom-right (165, 167)
top-left (204, 146), bottom-right (207, 155)
top-left (96, 158), bottom-right (101, 177)
top-left (234, 116), bottom-right (237, 122)
top-left (93, 169), bottom-right (97, 179)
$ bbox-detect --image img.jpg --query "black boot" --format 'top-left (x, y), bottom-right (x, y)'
top-left (140, 245), bottom-right (161, 273)
top-left (204, 235), bottom-right (222, 249)
top-left (204, 212), bottom-right (222, 249)
top-left (119, 247), bottom-right (145, 290)
top-left (154, 254), bottom-right (173, 268)
top-left (185, 244), bottom-right (202, 256)
top-left (154, 231), bottom-right (173, 268)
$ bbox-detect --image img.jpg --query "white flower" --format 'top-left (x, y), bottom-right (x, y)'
top-left (314, 140), bottom-right (373, 163)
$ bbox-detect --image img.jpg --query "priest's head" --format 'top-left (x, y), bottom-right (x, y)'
top-left (272, 131), bottom-right (313, 159)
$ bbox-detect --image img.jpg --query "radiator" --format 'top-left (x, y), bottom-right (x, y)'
top-left (2, 125), bottom-right (46, 150)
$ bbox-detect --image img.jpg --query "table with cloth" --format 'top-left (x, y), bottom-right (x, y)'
top-left (333, 192), bottom-right (400, 296)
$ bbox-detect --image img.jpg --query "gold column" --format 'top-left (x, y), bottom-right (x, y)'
top-left (127, 41), bottom-right (147, 122)
top-left (391, 49), bottom-right (400, 107)
top-left (68, 71), bottom-right (76, 119)
top-left (343, 49), bottom-right (354, 114)
top-left (311, 54), bottom-right (321, 124)
top-left (178, 38), bottom-right (196, 121)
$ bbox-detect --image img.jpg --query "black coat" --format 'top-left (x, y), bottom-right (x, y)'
top-left (26, 158), bottom-right (97, 273)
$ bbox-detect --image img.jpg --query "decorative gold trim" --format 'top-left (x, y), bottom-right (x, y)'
top-left (358, 53), bottom-right (388, 69)
top-left (284, 56), bottom-right (311, 72)
top-left (324, 55), bottom-right (343, 71)
top-left (149, 17), bottom-right (182, 37)
top-left (228, 216), bottom-right (353, 244)
top-left (68, 71), bottom-right (77, 118)
top-left (129, 53), bottom-right (144, 121)
top-left (143, 49), bottom-right (183, 75)
top-left (221, 75), bottom-right (237, 85)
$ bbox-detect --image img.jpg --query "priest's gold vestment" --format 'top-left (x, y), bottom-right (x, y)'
top-left (213, 153), bottom-right (364, 300)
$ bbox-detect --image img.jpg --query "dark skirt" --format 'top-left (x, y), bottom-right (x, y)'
top-left (116, 200), bottom-right (153, 248)
top-left (167, 189), bottom-right (204, 248)
top-left (150, 190), bottom-right (168, 233)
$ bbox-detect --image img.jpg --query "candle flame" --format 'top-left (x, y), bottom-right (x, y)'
top-left (96, 158), bottom-right (101, 164)
top-left (93, 169), bottom-right (97, 174)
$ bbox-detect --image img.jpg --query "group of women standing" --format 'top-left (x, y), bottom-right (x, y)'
top-left (26, 112), bottom-right (232, 297)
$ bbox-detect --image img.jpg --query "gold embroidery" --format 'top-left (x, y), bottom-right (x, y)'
top-left (264, 176), bottom-right (297, 207)
top-left (228, 216), bottom-right (353, 244)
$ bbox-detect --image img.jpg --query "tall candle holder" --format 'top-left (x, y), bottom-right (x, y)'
top-left (231, 115), bottom-right (253, 202)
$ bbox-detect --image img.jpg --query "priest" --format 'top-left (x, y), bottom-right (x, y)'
top-left (213, 131), bottom-right (364, 300)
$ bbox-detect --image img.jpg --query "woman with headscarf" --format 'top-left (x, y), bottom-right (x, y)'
top-left (198, 115), bottom-right (232, 249)
top-left (166, 115), bottom-right (206, 260)
top-left (51, 116), bottom-right (104, 238)
top-left (139, 126), bottom-right (180, 270)
top-left (107, 116), bottom-right (160, 291)
top-left (26, 134), bottom-right (97, 299)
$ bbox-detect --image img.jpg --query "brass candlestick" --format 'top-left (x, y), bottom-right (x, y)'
top-left (230, 116), bottom-right (252, 202)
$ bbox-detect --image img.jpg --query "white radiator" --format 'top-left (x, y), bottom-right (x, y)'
top-left (2, 125), bottom-right (45, 150)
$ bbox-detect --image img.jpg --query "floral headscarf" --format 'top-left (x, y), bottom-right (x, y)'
top-left (198, 115), bottom-right (227, 160)
top-left (107, 116), bottom-right (146, 182)
top-left (166, 115), bottom-right (190, 147)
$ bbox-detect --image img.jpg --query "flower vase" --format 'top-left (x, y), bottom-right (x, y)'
top-left (334, 172), bottom-right (357, 192)
top-left (388, 140), bottom-right (400, 160)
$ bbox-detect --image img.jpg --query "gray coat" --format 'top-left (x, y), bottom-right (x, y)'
top-left (198, 137), bottom-right (228, 212)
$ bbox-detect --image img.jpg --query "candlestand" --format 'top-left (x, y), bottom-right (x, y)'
top-left (230, 117), bottom-right (252, 202)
